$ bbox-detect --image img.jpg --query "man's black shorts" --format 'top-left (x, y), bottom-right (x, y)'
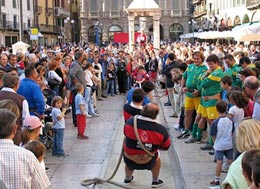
top-left (123, 152), bottom-right (158, 170)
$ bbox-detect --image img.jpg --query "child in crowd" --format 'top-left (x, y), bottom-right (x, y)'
top-left (227, 91), bottom-right (245, 128)
top-left (51, 96), bottom-right (67, 157)
top-left (25, 140), bottom-right (46, 170)
top-left (106, 62), bottom-right (115, 96)
top-left (209, 100), bottom-right (234, 187)
top-left (220, 75), bottom-right (232, 107)
top-left (173, 62), bottom-right (187, 131)
top-left (171, 68), bottom-right (182, 117)
top-left (75, 83), bottom-right (88, 139)
top-left (20, 115), bottom-right (44, 147)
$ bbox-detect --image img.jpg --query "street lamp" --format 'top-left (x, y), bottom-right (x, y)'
top-left (64, 17), bottom-right (75, 43)
top-left (188, 19), bottom-right (197, 45)
top-left (94, 21), bottom-right (102, 46)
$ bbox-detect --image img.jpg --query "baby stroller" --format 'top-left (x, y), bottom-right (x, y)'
top-left (39, 88), bottom-right (55, 149)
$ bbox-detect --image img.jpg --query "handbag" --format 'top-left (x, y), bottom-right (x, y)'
top-left (47, 71), bottom-right (62, 86)
top-left (91, 84), bottom-right (97, 93)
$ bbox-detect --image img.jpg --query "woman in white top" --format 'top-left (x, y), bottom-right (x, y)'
top-left (47, 60), bottom-right (62, 96)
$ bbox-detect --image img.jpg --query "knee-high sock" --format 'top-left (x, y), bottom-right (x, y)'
top-left (197, 127), bottom-right (203, 140)
top-left (192, 123), bottom-right (198, 138)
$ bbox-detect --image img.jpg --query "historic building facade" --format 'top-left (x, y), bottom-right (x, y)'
top-left (80, 0), bottom-right (191, 43)
top-left (193, 0), bottom-right (260, 32)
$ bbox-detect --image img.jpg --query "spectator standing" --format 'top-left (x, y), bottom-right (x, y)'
top-left (69, 51), bottom-right (86, 127)
top-left (0, 109), bottom-right (51, 189)
top-left (17, 65), bottom-right (45, 120)
top-left (209, 100), bottom-right (234, 187)
top-left (51, 96), bottom-right (67, 157)
top-left (0, 73), bottom-right (30, 145)
top-left (75, 83), bottom-right (88, 139)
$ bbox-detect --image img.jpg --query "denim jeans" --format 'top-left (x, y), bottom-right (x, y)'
top-left (84, 87), bottom-right (96, 115)
top-left (52, 128), bottom-right (65, 156)
top-left (106, 80), bottom-right (115, 96)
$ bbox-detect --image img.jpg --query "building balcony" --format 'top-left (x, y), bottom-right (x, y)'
top-left (194, 8), bottom-right (207, 18)
top-left (45, 8), bottom-right (53, 16)
top-left (88, 11), bottom-right (99, 18)
top-left (246, 0), bottom-right (260, 10)
top-left (54, 7), bottom-right (70, 18)
top-left (35, 6), bottom-right (42, 15)
top-left (0, 20), bottom-right (30, 30)
top-left (39, 24), bottom-right (61, 33)
top-left (110, 11), bottom-right (120, 18)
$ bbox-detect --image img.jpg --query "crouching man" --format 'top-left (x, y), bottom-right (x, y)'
top-left (123, 103), bottom-right (171, 188)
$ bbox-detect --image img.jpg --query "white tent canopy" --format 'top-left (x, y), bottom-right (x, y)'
top-left (12, 41), bottom-right (30, 55)
top-left (180, 22), bottom-right (260, 41)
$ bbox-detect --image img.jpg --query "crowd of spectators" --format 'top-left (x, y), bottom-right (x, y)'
top-left (1, 39), bottom-right (260, 188)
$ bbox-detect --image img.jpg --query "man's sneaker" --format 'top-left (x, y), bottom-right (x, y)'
top-left (91, 113), bottom-right (99, 117)
top-left (200, 143), bottom-right (213, 151)
top-left (124, 176), bottom-right (134, 185)
top-left (185, 135), bottom-right (197, 143)
top-left (152, 179), bottom-right (164, 188)
top-left (210, 180), bottom-right (220, 186)
top-left (177, 130), bottom-right (190, 139)
top-left (86, 114), bottom-right (93, 118)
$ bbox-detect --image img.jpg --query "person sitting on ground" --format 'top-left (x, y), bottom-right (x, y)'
top-left (123, 103), bottom-right (171, 188)
top-left (0, 109), bottom-right (50, 188)
top-left (123, 88), bottom-right (145, 122)
top-left (126, 81), bottom-right (154, 105)
top-left (209, 100), bottom-right (234, 187)
top-left (25, 140), bottom-right (46, 171)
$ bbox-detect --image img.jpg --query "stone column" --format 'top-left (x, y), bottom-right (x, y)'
top-left (80, 18), bottom-right (88, 43)
top-left (128, 15), bottom-right (135, 52)
top-left (153, 16), bottom-right (160, 49)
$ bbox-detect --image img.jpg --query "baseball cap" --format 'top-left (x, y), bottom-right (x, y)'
top-left (23, 115), bottom-right (44, 130)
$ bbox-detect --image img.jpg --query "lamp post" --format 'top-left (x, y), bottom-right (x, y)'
top-left (188, 19), bottom-right (197, 45)
top-left (64, 17), bottom-right (75, 43)
top-left (94, 21), bottom-right (102, 46)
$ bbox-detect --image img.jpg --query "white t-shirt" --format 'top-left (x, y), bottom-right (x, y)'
top-left (228, 105), bottom-right (244, 129)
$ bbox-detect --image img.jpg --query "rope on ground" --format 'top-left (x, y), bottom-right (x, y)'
top-left (81, 145), bottom-right (133, 189)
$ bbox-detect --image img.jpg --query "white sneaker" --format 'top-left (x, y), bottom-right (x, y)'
top-left (86, 114), bottom-right (92, 118)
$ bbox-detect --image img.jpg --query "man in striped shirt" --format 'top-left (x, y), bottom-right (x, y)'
top-left (123, 103), bottom-right (171, 188)
top-left (0, 109), bottom-right (51, 189)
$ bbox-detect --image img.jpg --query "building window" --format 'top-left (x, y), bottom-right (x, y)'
top-left (108, 25), bottom-right (122, 41)
top-left (171, 0), bottom-right (180, 9)
top-left (46, 17), bottom-right (49, 26)
top-left (2, 0), bottom-right (5, 6)
top-left (13, 0), bottom-right (17, 8)
top-left (111, 0), bottom-right (118, 11)
top-left (27, 0), bottom-right (30, 10)
top-left (28, 19), bottom-right (31, 28)
top-left (61, 0), bottom-right (65, 8)
top-left (55, 0), bottom-right (60, 7)
top-left (2, 14), bottom-right (6, 27)
top-left (35, 15), bottom-right (39, 26)
top-left (13, 15), bottom-right (17, 29)
top-left (169, 23), bottom-right (183, 41)
top-left (90, 0), bottom-right (97, 11)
